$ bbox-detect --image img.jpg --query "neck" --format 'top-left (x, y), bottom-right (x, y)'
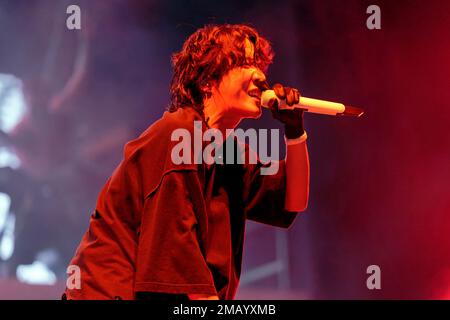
top-left (203, 98), bottom-right (241, 138)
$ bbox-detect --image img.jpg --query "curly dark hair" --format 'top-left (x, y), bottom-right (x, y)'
top-left (168, 24), bottom-right (274, 113)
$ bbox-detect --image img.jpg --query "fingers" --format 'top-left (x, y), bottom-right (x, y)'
top-left (285, 87), bottom-right (301, 106)
top-left (267, 83), bottom-right (304, 129)
top-left (273, 83), bottom-right (286, 100)
top-left (285, 88), bottom-right (296, 106)
top-left (293, 88), bottom-right (300, 103)
top-left (273, 84), bottom-right (300, 106)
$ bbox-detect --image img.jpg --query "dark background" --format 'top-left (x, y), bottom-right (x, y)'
top-left (0, 0), bottom-right (449, 299)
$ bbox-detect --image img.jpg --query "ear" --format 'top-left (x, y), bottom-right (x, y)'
top-left (201, 79), bottom-right (218, 98)
top-left (200, 82), bottom-right (212, 101)
top-left (200, 82), bottom-right (211, 93)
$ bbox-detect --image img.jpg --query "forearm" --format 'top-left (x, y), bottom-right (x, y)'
top-left (284, 132), bottom-right (310, 212)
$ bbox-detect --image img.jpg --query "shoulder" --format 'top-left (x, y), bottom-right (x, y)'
top-left (123, 108), bottom-right (203, 158)
top-left (120, 107), bottom-right (205, 197)
top-left (146, 108), bottom-right (203, 135)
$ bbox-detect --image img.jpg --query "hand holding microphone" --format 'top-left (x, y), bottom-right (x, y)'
top-left (257, 82), bottom-right (364, 138)
top-left (261, 84), bottom-right (364, 118)
top-left (264, 83), bottom-right (305, 139)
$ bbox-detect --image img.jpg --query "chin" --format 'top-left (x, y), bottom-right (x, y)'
top-left (239, 103), bottom-right (262, 119)
top-left (248, 108), bottom-right (262, 119)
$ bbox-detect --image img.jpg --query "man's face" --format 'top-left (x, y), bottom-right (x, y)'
top-left (211, 39), bottom-right (267, 120)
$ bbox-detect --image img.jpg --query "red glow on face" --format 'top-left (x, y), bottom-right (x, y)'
top-left (208, 40), bottom-right (267, 124)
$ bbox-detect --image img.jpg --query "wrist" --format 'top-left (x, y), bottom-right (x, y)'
top-left (284, 124), bottom-right (304, 139)
top-left (285, 131), bottom-right (307, 145)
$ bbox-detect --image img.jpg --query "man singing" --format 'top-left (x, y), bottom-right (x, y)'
top-left (64, 24), bottom-right (310, 300)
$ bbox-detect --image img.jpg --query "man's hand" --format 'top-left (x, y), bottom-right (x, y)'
top-left (266, 83), bottom-right (305, 139)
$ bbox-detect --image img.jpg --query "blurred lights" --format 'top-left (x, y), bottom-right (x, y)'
top-left (0, 192), bottom-right (11, 232)
top-left (0, 193), bottom-right (14, 261)
top-left (16, 261), bottom-right (57, 286)
top-left (0, 212), bottom-right (15, 261)
top-left (0, 73), bottom-right (28, 133)
top-left (0, 147), bottom-right (21, 169)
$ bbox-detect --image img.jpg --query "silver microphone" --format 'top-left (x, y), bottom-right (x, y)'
top-left (261, 90), bottom-right (364, 117)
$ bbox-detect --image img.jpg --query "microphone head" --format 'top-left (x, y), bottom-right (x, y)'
top-left (260, 90), bottom-right (277, 109)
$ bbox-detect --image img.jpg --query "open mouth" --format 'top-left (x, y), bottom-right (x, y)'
top-left (247, 88), bottom-right (261, 100)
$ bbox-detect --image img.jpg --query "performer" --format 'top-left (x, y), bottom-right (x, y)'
top-left (64, 24), bottom-right (310, 300)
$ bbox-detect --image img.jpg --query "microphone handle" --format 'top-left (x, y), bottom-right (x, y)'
top-left (261, 90), bottom-right (364, 117)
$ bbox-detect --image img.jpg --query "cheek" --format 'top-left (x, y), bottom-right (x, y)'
top-left (217, 69), bottom-right (253, 106)
top-left (228, 69), bottom-right (251, 92)
top-left (223, 80), bottom-right (246, 102)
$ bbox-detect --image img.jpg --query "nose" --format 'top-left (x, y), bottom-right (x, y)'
top-left (253, 71), bottom-right (269, 91)
top-left (252, 68), bottom-right (266, 84)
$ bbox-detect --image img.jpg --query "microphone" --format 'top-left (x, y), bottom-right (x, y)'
top-left (261, 90), bottom-right (364, 117)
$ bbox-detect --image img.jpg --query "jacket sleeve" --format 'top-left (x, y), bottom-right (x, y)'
top-left (243, 157), bottom-right (299, 229)
top-left (134, 169), bottom-right (217, 297)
